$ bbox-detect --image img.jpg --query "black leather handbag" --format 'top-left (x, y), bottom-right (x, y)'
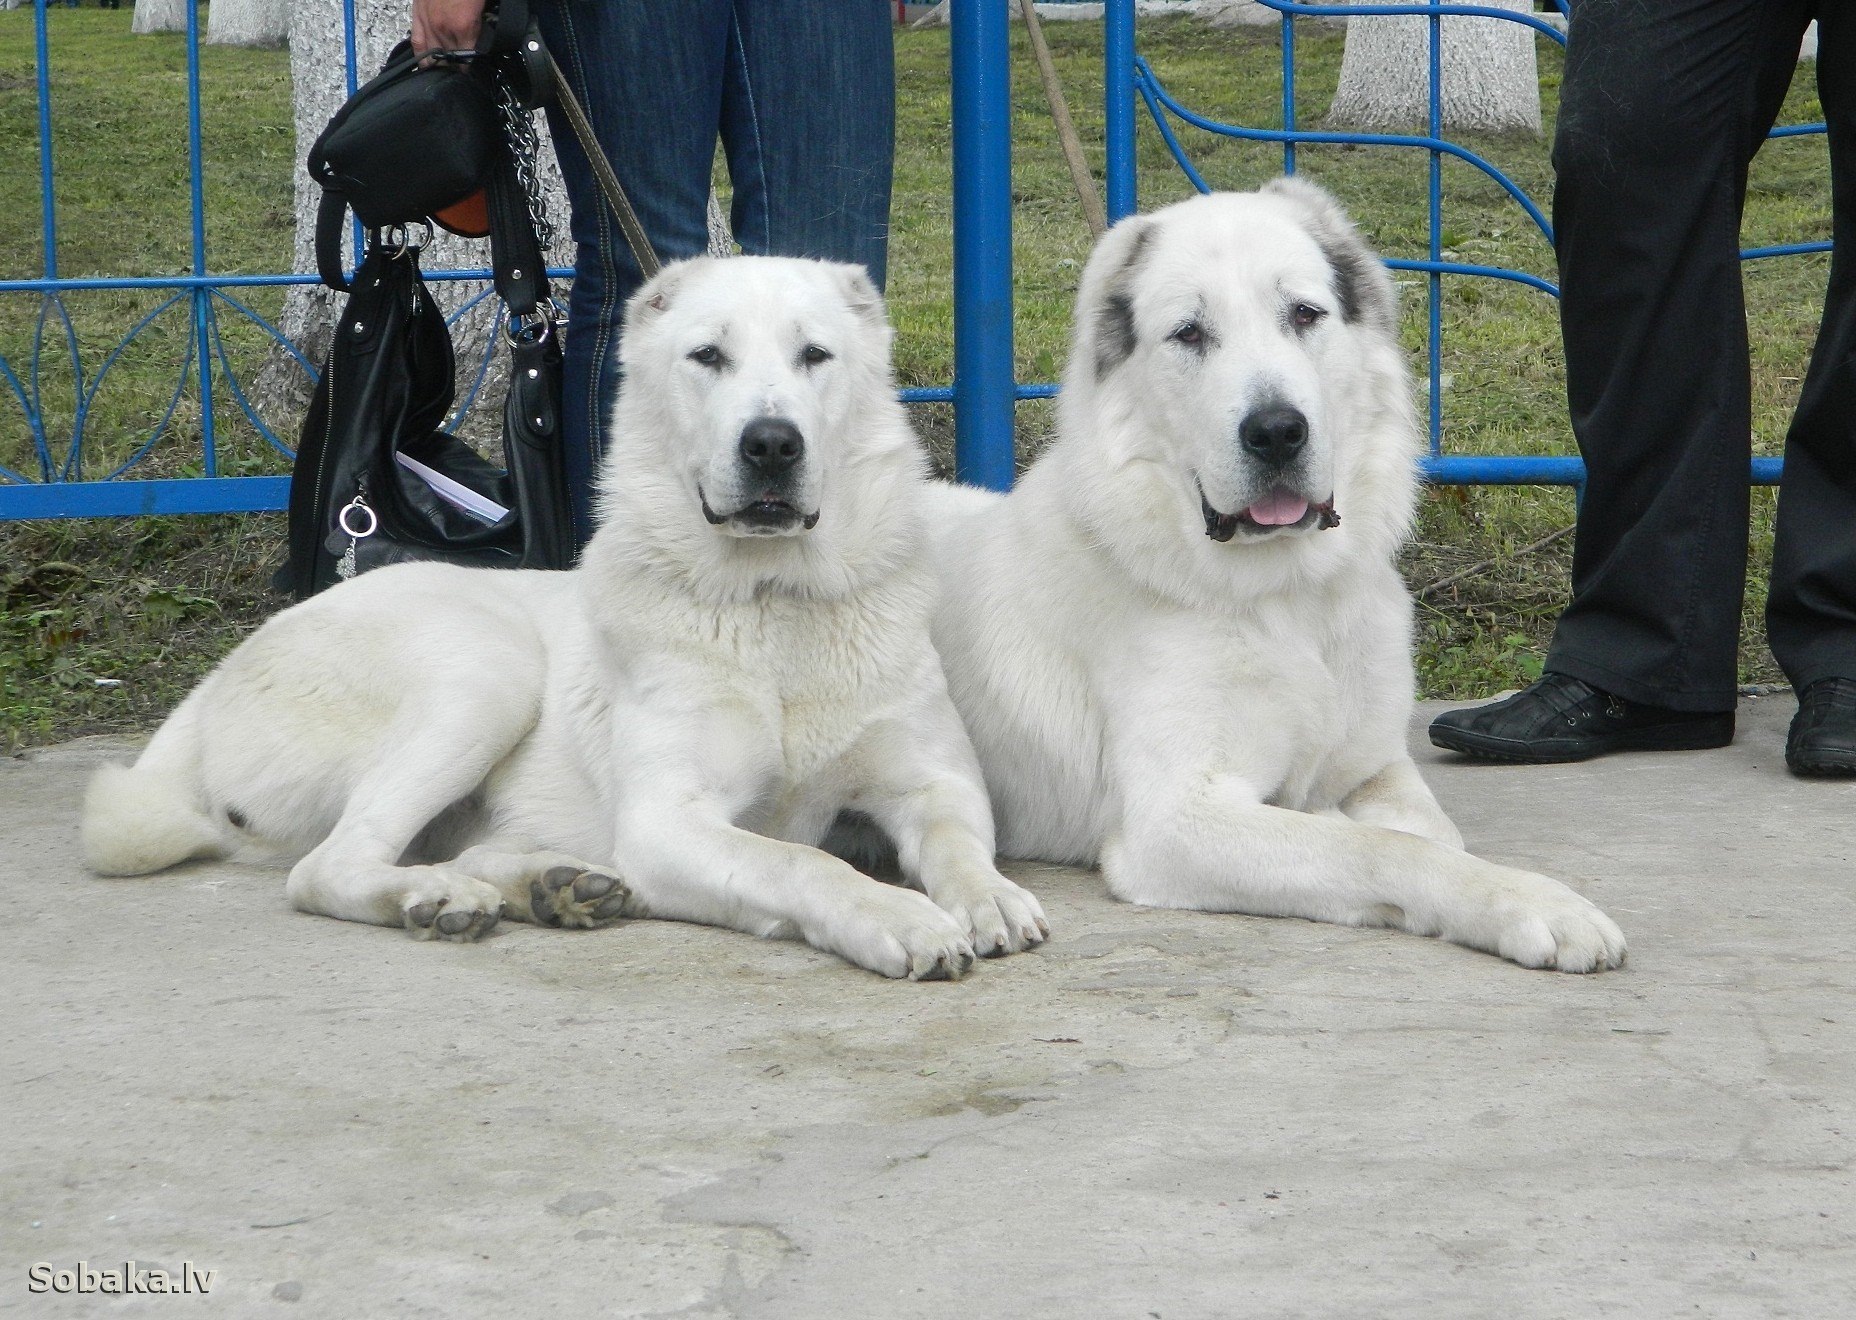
top-left (282, 0), bottom-right (573, 598)
top-left (282, 236), bottom-right (569, 596)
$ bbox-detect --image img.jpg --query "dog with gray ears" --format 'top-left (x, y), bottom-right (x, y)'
top-left (924, 180), bottom-right (1626, 971)
top-left (82, 256), bottom-right (1047, 979)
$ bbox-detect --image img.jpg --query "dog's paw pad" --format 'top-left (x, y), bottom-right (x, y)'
top-left (403, 891), bottom-right (501, 943)
top-left (532, 866), bottom-right (630, 930)
top-left (573, 872), bottom-right (616, 903)
top-left (593, 891), bottom-right (629, 920)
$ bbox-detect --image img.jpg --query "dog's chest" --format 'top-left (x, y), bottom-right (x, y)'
top-left (1260, 604), bottom-right (1409, 810)
top-left (716, 592), bottom-right (927, 778)
top-left (1161, 593), bottom-right (1403, 811)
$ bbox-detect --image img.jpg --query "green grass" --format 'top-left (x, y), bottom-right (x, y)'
top-left (0, 11), bottom-right (1835, 749)
top-left (0, 8), bottom-right (295, 486)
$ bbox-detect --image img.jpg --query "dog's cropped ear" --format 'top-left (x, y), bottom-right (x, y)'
top-left (621, 257), bottom-right (705, 335)
top-left (1077, 214), bottom-right (1153, 381)
top-left (835, 263), bottom-right (888, 326)
top-left (1261, 175), bottom-right (1397, 334)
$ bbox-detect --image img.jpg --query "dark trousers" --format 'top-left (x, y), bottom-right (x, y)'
top-left (532, 1), bottom-right (897, 547)
top-left (1545, 0), bottom-right (1856, 711)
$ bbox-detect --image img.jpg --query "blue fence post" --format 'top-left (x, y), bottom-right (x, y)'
top-left (949, 0), bottom-right (1015, 490)
top-left (1425, 9), bottom-right (1443, 458)
top-left (33, 1), bottom-right (56, 288)
top-left (1279, 8), bottom-right (1295, 175)
top-left (185, 0), bottom-right (215, 475)
top-left (1105, 0), bottom-right (1137, 222)
top-left (27, 0), bottom-right (63, 481)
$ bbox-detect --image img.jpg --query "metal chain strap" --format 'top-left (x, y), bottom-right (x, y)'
top-left (494, 70), bottom-right (554, 251)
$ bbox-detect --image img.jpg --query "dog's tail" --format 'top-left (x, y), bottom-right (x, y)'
top-left (81, 705), bottom-right (233, 877)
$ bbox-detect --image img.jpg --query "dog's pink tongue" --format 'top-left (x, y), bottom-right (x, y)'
top-left (1246, 491), bottom-right (1310, 526)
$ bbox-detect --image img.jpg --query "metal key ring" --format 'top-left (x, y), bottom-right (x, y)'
top-left (338, 502), bottom-right (378, 539)
top-left (503, 306), bottom-right (557, 347)
top-left (384, 219), bottom-right (432, 258)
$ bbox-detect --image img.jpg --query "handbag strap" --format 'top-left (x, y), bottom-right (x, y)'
top-left (316, 190), bottom-right (354, 292)
top-left (485, 143), bottom-right (547, 317)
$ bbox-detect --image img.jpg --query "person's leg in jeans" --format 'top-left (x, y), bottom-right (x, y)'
top-left (532, 0), bottom-right (732, 546)
top-left (1545, 0), bottom-right (1815, 712)
top-left (719, 0), bottom-right (895, 288)
top-left (1767, 13), bottom-right (1856, 692)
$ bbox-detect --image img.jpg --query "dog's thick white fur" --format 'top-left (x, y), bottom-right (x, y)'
top-left (924, 182), bottom-right (1625, 972)
top-left (82, 256), bottom-right (1047, 979)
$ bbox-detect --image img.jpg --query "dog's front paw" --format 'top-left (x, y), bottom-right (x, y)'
top-left (403, 872), bottom-right (505, 943)
top-left (822, 887), bottom-right (977, 981)
top-left (1495, 876), bottom-right (1627, 973)
top-left (528, 866), bottom-right (631, 929)
top-left (932, 868), bottom-right (1050, 957)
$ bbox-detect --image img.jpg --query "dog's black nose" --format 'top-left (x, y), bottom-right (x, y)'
top-left (1239, 405), bottom-right (1308, 465)
top-left (739, 418), bottom-right (805, 477)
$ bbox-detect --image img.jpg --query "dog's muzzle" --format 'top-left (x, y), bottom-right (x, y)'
top-left (696, 418), bottom-right (821, 534)
top-left (699, 489), bottom-right (820, 533)
top-left (1199, 480), bottom-right (1339, 542)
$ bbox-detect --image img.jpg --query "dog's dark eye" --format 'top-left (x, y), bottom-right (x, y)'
top-left (802, 344), bottom-right (833, 366)
top-left (1291, 303), bottom-right (1326, 330)
top-left (1170, 322), bottom-right (1204, 348)
top-left (688, 344), bottom-right (723, 367)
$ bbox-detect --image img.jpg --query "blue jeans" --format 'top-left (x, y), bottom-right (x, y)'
top-left (532, 0), bottom-right (896, 547)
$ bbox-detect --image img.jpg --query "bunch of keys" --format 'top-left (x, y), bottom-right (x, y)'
top-left (335, 484), bottom-right (378, 582)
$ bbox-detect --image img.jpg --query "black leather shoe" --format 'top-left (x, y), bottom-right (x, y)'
top-left (1786, 678), bottom-right (1856, 776)
top-left (1429, 672), bottom-right (1734, 763)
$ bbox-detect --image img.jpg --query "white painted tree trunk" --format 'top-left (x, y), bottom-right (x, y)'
top-left (208, 0), bottom-right (290, 49)
top-left (1194, 1), bottom-right (1282, 26)
top-left (132, 0), bottom-right (192, 35)
top-left (707, 194), bottom-right (734, 256)
top-left (1326, 0), bottom-right (1541, 136)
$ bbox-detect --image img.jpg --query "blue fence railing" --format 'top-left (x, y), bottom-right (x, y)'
top-left (948, 0), bottom-right (1827, 493)
top-left (0, 0), bottom-right (1832, 518)
top-left (0, 0), bottom-right (557, 521)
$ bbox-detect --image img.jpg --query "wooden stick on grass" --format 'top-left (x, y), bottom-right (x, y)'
top-left (1019, 0), bottom-right (1108, 238)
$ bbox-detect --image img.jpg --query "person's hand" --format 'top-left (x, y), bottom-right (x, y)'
top-left (411, 0), bottom-right (487, 54)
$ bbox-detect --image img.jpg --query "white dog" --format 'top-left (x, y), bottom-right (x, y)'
top-left (924, 182), bottom-right (1625, 972)
top-left (82, 256), bottom-right (1047, 979)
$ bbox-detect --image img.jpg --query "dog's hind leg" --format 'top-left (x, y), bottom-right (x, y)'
top-left (445, 844), bottom-right (630, 929)
top-left (285, 702), bottom-right (537, 942)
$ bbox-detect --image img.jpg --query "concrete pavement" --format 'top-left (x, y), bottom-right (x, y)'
top-left (3, 698), bottom-right (1853, 1318)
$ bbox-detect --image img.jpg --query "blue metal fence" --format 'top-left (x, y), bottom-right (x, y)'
top-left (947, 0), bottom-right (1830, 493)
top-left (0, 0), bottom-right (548, 521)
top-left (0, 0), bottom-right (1832, 518)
